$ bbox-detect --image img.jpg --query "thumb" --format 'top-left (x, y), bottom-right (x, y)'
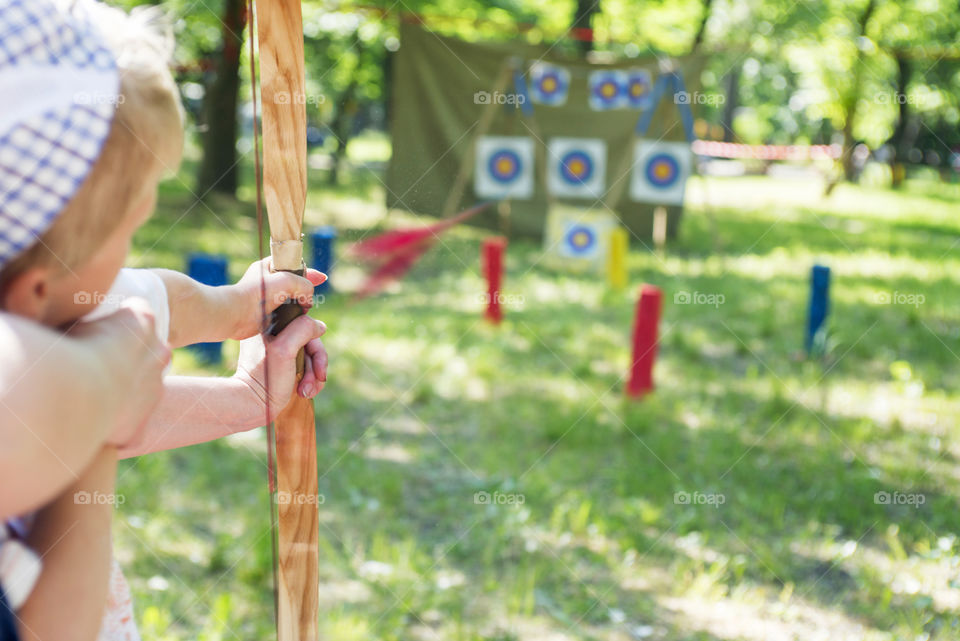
top-left (264, 271), bottom-right (317, 311)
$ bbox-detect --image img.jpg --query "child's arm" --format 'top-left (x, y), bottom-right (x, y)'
top-left (153, 260), bottom-right (325, 348)
top-left (17, 446), bottom-right (119, 641)
top-left (0, 307), bottom-right (168, 518)
top-left (119, 314), bottom-right (327, 458)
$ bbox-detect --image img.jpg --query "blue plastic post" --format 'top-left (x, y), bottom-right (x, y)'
top-left (187, 253), bottom-right (228, 364)
top-left (309, 226), bottom-right (336, 295)
top-left (805, 264), bottom-right (831, 355)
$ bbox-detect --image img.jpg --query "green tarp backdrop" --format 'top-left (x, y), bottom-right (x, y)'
top-left (387, 23), bottom-right (704, 240)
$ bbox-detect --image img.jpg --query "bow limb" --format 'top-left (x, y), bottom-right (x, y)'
top-left (254, 1), bottom-right (319, 640)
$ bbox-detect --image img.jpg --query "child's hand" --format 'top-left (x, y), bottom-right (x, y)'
top-left (69, 299), bottom-right (171, 448)
top-left (233, 315), bottom-right (328, 420)
top-left (229, 258), bottom-right (327, 341)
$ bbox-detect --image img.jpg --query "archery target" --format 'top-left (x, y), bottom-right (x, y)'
top-left (589, 70), bottom-right (627, 110)
top-left (544, 205), bottom-right (619, 271)
top-left (529, 62), bottom-right (570, 107)
top-left (474, 136), bottom-right (534, 199)
top-left (629, 140), bottom-right (692, 206)
top-left (547, 138), bottom-right (607, 199)
top-left (625, 69), bottom-right (653, 109)
top-left (561, 223), bottom-right (598, 258)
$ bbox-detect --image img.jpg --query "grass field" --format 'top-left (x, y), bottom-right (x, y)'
top-left (118, 151), bottom-right (960, 641)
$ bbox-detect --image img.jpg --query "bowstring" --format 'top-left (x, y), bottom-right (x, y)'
top-left (246, 0), bottom-right (280, 630)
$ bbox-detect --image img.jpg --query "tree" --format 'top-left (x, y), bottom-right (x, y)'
top-left (691, 0), bottom-right (714, 52)
top-left (839, 0), bottom-right (877, 181)
top-left (195, 0), bottom-right (246, 197)
top-left (571, 0), bottom-right (599, 56)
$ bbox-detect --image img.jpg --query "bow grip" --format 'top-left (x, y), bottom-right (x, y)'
top-left (268, 238), bottom-right (307, 337)
top-left (267, 268), bottom-right (307, 337)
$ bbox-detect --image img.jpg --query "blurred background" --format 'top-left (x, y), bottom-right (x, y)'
top-left (111, 1), bottom-right (960, 640)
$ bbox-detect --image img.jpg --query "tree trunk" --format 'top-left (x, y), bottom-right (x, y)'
top-left (691, 0), bottom-right (714, 52)
top-left (571, 0), bottom-right (598, 56)
top-left (840, 0), bottom-right (876, 181)
top-left (721, 65), bottom-right (739, 142)
top-left (328, 78), bottom-right (358, 185)
top-left (195, 0), bottom-right (245, 197)
top-left (888, 54), bottom-right (912, 188)
top-left (327, 31), bottom-right (367, 186)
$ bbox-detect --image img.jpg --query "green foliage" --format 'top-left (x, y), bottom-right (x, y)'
top-left (109, 0), bottom-right (960, 162)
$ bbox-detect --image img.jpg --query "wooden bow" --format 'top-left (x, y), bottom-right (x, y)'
top-left (249, 1), bottom-right (319, 639)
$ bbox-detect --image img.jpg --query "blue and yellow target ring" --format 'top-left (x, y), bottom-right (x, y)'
top-left (559, 151), bottom-right (594, 185)
top-left (488, 149), bottom-right (522, 184)
top-left (645, 153), bottom-right (680, 189)
top-left (628, 77), bottom-right (650, 99)
top-left (537, 72), bottom-right (564, 97)
top-left (564, 224), bottom-right (596, 255)
top-left (592, 75), bottom-right (622, 107)
top-left (598, 81), bottom-right (618, 98)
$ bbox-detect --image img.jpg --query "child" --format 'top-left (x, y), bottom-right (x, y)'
top-left (0, 1), bottom-right (328, 639)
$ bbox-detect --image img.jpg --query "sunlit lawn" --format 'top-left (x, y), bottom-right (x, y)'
top-left (118, 148), bottom-right (960, 640)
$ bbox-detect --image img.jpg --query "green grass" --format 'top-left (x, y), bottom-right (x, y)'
top-left (118, 153), bottom-right (960, 641)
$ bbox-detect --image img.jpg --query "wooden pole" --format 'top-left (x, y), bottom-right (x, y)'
top-left (652, 206), bottom-right (668, 252)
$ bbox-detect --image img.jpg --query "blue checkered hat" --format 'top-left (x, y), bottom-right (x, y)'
top-left (0, 0), bottom-right (119, 270)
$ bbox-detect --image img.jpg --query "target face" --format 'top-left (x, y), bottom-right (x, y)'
top-left (645, 153), bottom-right (680, 188)
top-left (625, 69), bottom-right (653, 109)
top-left (546, 206), bottom-right (618, 268)
top-left (630, 140), bottom-right (692, 206)
top-left (563, 224), bottom-right (597, 256)
top-left (488, 150), bottom-right (522, 184)
top-left (589, 71), bottom-right (627, 110)
top-left (475, 136), bottom-right (534, 199)
top-left (529, 63), bottom-right (570, 106)
top-left (538, 74), bottom-right (558, 94)
top-left (547, 138), bottom-right (607, 198)
top-left (560, 151), bottom-right (594, 185)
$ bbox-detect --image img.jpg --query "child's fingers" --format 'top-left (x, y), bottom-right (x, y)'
top-left (269, 316), bottom-right (326, 361)
top-left (305, 337), bottom-right (328, 383)
top-left (299, 351), bottom-right (318, 397)
top-left (297, 340), bottom-right (327, 397)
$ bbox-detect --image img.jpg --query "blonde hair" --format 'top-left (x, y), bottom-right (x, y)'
top-left (0, 2), bottom-right (183, 287)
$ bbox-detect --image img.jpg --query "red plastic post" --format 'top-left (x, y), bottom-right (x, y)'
top-left (626, 284), bottom-right (663, 398)
top-left (482, 237), bottom-right (507, 324)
